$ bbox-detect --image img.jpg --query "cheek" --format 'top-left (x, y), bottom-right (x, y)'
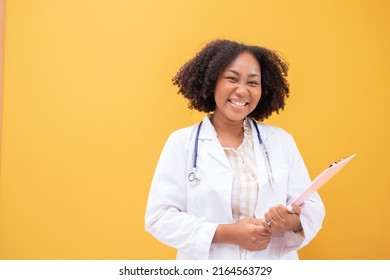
top-left (214, 83), bottom-right (230, 100)
top-left (253, 90), bottom-right (262, 104)
top-left (213, 90), bottom-right (224, 108)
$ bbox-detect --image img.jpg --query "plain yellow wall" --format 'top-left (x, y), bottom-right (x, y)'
top-left (1, 0), bottom-right (389, 259)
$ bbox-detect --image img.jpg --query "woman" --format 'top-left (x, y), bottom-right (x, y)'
top-left (145, 39), bottom-right (325, 260)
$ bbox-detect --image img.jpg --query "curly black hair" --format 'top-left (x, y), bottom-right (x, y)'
top-left (172, 39), bottom-right (290, 121)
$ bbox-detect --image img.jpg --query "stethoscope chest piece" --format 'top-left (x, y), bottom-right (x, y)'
top-left (188, 168), bottom-right (201, 186)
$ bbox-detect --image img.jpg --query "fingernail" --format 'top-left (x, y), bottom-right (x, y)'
top-left (287, 205), bottom-right (293, 213)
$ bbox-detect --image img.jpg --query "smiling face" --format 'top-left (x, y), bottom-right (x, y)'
top-left (213, 51), bottom-right (262, 125)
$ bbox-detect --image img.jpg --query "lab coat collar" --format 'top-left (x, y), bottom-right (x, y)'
top-left (198, 114), bottom-right (275, 142)
top-left (197, 115), bottom-right (228, 169)
top-left (249, 118), bottom-right (275, 143)
top-left (195, 114), bottom-right (277, 176)
top-left (197, 115), bottom-right (217, 140)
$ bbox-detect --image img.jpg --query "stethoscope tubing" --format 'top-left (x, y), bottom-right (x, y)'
top-left (192, 121), bottom-right (203, 169)
top-left (189, 118), bottom-right (274, 188)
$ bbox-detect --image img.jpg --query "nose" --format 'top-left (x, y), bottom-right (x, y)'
top-left (235, 83), bottom-right (248, 96)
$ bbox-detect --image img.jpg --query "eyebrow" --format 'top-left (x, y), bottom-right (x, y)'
top-left (226, 69), bottom-right (260, 78)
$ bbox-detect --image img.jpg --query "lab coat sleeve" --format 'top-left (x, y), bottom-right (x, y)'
top-left (282, 132), bottom-right (325, 255)
top-left (145, 130), bottom-right (219, 259)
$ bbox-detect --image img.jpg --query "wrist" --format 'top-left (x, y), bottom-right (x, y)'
top-left (212, 223), bottom-right (237, 245)
top-left (293, 223), bottom-right (303, 233)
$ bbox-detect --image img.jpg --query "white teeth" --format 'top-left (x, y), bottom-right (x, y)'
top-left (229, 100), bottom-right (247, 107)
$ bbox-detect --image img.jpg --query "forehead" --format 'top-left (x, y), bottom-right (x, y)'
top-left (224, 51), bottom-right (261, 73)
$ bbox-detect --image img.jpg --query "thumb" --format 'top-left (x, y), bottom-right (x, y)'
top-left (286, 204), bottom-right (300, 214)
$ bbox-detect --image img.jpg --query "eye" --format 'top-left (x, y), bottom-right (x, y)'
top-left (225, 76), bottom-right (238, 82)
top-left (248, 80), bottom-right (260, 87)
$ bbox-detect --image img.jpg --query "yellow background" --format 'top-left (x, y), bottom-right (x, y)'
top-left (1, 0), bottom-right (389, 259)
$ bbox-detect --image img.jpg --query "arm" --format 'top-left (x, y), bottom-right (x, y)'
top-left (213, 217), bottom-right (271, 251)
top-left (262, 132), bottom-right (325, 253)
top-left (284, 134), bottom-right (325, 249)
top-left (262, 204), bottom-right (303, 234)
top-left (145, 131), bottom-right (218, 259)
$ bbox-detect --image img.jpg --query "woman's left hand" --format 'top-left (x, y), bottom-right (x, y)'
top-left (262, 204), bottom-right (303, 234)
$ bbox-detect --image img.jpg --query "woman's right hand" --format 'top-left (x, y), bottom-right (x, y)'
top-left (213, 217), bottom-right (271, 251)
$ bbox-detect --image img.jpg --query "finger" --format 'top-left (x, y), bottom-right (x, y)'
top-left (270, 206), bottom-right (284, 222)
top-left (261, 213), bottom-right (274, 230)
top-left (262, 220), bottom-right (273, 230)
top-left (287, 204), bottom-right (301, 215)
top-left (263, 211), bottom-right (272, 224)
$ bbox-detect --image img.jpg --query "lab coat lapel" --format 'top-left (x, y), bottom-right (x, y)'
top-left (250, 120), bottom-right (269, 189)
top-left (198, 116), bottom-right (231, 170)
top-left (250, 120), bottom-right (274, 217)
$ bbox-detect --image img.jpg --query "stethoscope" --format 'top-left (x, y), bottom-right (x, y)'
top-left (188, 118), bottom-right (275, 188)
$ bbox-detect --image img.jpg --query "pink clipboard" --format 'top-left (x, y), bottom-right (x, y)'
top-left (290, 154), bottom-right (356, 206)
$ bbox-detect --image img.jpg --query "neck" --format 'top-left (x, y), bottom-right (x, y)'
top-left (211, 114), bottom-right (244, 134)
top-left (210, 114), bottom-right (245, 149)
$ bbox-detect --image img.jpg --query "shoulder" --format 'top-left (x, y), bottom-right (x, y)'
top-left (257, 123), bottom-right (308, 172)
top-left (167, 116), bottom-right (210, 143)
top-left (168, 123), bottom-right (199, 142)
top-left (255, 122), bottom-right (294, 143)
top-left (161, 122), bottom-right (200, 156)
top-left (253, 122), bottom-right (302, 163)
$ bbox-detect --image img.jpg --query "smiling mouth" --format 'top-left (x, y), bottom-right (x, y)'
top-left (229, 100), bottom-right (248, 108)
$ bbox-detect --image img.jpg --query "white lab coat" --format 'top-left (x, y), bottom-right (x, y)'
top-left (145, 115), bottom-right (325, 260)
